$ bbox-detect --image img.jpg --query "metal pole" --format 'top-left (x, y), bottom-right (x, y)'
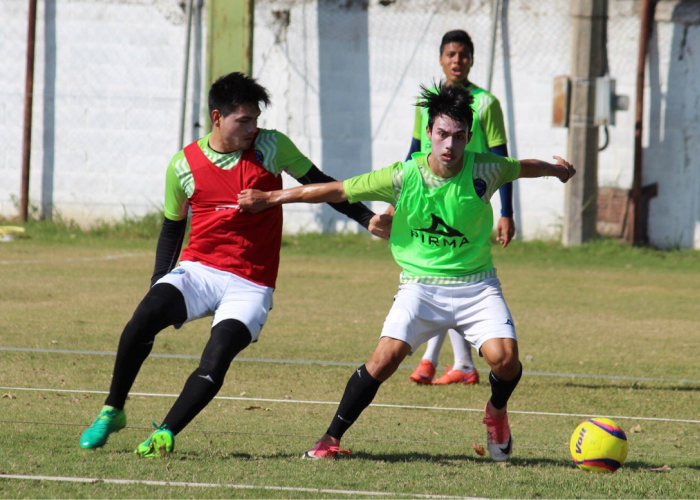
top-left (485, 0), bottom-right (501, 92)
top-left (628, 0), bottom-right (656, 245)
top-left (20, 0), bottom-right (38, 222)
top-left (178, 0), bottom-right (194, 150)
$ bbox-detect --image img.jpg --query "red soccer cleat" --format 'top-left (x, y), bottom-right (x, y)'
top-left (432, 366), bottom-right (480, 385)
top-left (409, 359), bottom-right (436, 384)
top-left (483, 403), bottom-right (512, 462)
top-left (302, 438), bottom-right (351, 460)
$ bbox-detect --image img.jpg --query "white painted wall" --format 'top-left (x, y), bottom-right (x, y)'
top-left (2, 0), bottom-right (699, 248)
top-left (254, 0), bottom-right (700, 248)
top-left (0, 0), bottom-right (199, 222)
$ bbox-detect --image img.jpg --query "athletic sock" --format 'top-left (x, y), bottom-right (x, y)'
top-left (488, 363), bottom-right (523, 410)
top-left (105, 284), bottom-right (186, 409)
top-left (162, 320), bottom-right (252, 435)
top-left (422, 332), bottom-right (447, 366)
top-left (162, 367), bottom-right (223, 435)
top-left (448, 329), bottom-right (474, 372)
top-left (327, 365), bottom-right (382, 439)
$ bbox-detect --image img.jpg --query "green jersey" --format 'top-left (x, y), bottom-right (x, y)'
top-left (413, 83), bottom-right (507, 154)
top-left (163, 130), bottom-right (313, 221)
top-left (344, 152), bottom-right (520, 284)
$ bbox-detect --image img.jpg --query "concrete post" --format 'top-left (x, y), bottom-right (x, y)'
top-left (563, 0), bottom-right (608, 246)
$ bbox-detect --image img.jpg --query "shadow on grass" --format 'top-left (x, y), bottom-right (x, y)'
top-left (107, 450), bottom-right (700, 472)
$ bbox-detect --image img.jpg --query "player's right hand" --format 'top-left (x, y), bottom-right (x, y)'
top-left (554, 156), bottom-right (576, 183)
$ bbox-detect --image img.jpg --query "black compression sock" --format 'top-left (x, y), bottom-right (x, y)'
top-left (162, 320), bottom-right (251, 435)
top-left (488, 363), bottom-right (523, 410)
top-left (105, 284), bottom-right (186, 409)
top-left (326, 365), bottom-right (382, 439)
top-left (162, 367), bottom-right (223, 435)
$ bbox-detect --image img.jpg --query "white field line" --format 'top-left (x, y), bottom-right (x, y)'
top-left (0, 474), bottom-right (478, 499)
top-left (0, 252), bottom-right (150, 266)
top-left (2, 386), bottom-right (699, 425)
top-left (3, 346), bottom-right (699, 385)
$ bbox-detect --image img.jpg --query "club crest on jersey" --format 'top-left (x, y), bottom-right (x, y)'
top-left (473, 178), bottom-right (487, 198)
top-left (254, 150), bottom-right (264, 163)
top-left (410, 214), bottom-right (469, 248)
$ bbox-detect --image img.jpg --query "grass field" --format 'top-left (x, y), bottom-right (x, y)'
top-left (1, 223), bottom-right (699, 498)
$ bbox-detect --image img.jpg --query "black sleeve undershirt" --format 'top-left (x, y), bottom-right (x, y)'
top-left (296, 165), bottom-right (375, 230)
top-left (150, 217), bottom-right (187, 286)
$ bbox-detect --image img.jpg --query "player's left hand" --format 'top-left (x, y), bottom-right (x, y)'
top-left (496, 217), bottom-right (515, 248)
top-left (369, 213), bottom-right (393, 240)
top-left (238, 189), bottom-right (270, 213)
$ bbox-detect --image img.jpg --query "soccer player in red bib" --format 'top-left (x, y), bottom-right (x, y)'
top-left (79, 72), bottom-right (383, 457)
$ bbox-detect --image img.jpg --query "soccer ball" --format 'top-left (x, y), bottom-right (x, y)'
top-left (570, 418), bottom-right (629, 473)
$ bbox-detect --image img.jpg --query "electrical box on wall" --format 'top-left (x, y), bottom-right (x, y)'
top-left (552, 75), bottom-right (629, 128)
top-left (594, 76), bottom-right (630, 126)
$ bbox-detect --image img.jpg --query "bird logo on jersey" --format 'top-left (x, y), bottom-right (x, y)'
top-left (411, 214), bottom-right (469, 248)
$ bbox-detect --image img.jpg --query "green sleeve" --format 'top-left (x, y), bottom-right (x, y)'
top-left (163, 152), bottom-right (189, 221)
top-left (343, 162), bottom-right (402, 204)
top-left (481, 97), bottom-right (508, 148)
top-left (263, 130), bottom-right (313, 178)
top-left (475, 152), bottom-right (521, 188)
top-left (412, 104), bottom-right (423, 140)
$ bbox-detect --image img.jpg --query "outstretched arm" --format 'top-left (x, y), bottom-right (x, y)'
top-left (238, 182), bottom-right (347, 213)
top-left (297, 165), bottom-right (374, 228)
top-left (519, 156), bottom-right (575, 182)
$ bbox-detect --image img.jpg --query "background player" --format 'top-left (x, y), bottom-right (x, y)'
top-left (79, 72), bottom-right (384, 457)
top-left (238, 83), bottom-right (574, 462)
top-left (409, 29), bottom-right (516, 386)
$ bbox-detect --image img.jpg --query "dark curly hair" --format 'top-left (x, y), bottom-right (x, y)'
top-left (416, 81), bottom-right (474, 132)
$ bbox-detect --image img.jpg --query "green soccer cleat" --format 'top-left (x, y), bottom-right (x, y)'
top-left (135, 423), bottom-right (175, 458)
top-left (79, 405), bottom-right (127, 449)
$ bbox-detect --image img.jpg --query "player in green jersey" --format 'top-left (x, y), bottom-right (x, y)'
top-left (238, 83), bottom-right (574, 462)
top-left (409, 29), bottom-right (515, 386)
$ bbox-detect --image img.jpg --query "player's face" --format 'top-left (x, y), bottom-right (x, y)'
top-left (212, 102), bottom-right (261, 152)
top-left (439, 42), bottom-right (473, 86)
top-left (427, 115), bottom-right (470, 171)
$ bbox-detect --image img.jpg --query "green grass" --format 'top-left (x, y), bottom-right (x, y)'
top-left (0, 228), bottom-right (699, 498)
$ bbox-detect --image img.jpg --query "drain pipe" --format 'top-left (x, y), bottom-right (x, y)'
top-left (629, 0), bottom-right (657, 244)
top-left (20, 0), bottom-right (38, 222)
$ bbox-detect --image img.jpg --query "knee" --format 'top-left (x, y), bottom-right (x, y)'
top-left (489, 350), bottom-right (520, 380)
top-left (366, 340), bottom-right (410, 381)
top-left (129, 295), bottom-right (166, 333)
top-left (199, 320), bottom-right (252, 380)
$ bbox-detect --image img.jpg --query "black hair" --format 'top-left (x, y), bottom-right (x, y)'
top-left (208, 72), bottom-right (271, 119)
top-left (439, 29), bottom-right (474, 57)
top-left (416, 81), bottom-right (474, 132)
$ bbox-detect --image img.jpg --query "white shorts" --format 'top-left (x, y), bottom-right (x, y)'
top-left (380, 278), bottom-right (516, 354)
top-left (155, 261), bottom-right (273, 342)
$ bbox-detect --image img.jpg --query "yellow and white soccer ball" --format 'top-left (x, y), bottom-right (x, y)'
top-left (570, 418), bottom-right (629, 473)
